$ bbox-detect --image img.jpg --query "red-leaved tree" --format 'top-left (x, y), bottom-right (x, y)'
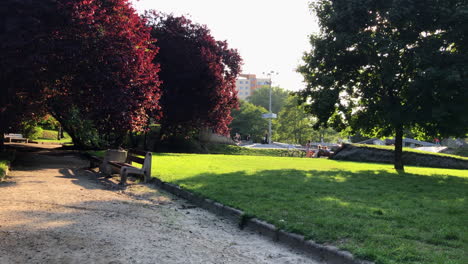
top-left (1, 0), bottom-right (162, 149)
top-left (144, 12), bottom-right (242, 140)
top-left (48, 0), bottom-right (162, 148)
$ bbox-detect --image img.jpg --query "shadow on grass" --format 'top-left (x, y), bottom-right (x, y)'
top-left (162, 168), bottom-right (467, 264)
top-left (170, 169), bottom-right (468, 207)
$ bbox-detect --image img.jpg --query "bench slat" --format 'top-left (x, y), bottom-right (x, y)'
top-left (108, 161), bottom-right (131, 168)
top-left (128, 149), bottom-right (147, 156)
top-left (127, 155), bottom-right (145, 164)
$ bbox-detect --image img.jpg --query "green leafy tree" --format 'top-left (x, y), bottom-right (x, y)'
top-left (247, 86), bottom-right (290, 114)
top-left (275, 95), bottom-right (341, 145)
top-left (230, 100), bottom-right (268, 142)
top-left (298, 0), bottom-right (468, 170)
top-left (274, 96), bottom-right (314, 144)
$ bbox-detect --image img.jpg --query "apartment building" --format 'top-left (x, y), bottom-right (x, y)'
top-left (235, 74), bottom-right (271, 100)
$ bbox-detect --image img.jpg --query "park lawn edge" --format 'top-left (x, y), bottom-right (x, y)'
top-left (149, 154), bottom-right (467, 264)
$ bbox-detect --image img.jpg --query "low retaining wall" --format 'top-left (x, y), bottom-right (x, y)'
top-left (331, 144), bottom-right (468, 169)
top-left (150, 177), bottom-right (373, 264)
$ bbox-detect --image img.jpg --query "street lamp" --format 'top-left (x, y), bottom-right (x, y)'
top-left (262, 70), bottom-right (279, 144)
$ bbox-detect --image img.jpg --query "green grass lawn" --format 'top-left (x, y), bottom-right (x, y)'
top-left (151, 153), bottom-right (467, 264)
top-left (35, 129), bottom-right (72, 144)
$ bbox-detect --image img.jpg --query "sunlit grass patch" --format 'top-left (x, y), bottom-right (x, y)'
top-left (152, 153), bottom-right (468, 264)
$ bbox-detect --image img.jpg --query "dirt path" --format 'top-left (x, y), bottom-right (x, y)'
top-left (0, 146), bottom-right (319, 264)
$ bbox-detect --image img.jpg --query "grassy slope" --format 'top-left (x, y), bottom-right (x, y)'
top-left (152, 153), bottom-right (467, 264)
top-left (35, 129), bottom-right (72, 143)
top-left (352, 144), bottom-right (468, 161)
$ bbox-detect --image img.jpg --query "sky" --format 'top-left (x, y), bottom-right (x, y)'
top-left (131, 0), bottom-right (319, 91)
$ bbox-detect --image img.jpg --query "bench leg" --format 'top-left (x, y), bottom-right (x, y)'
top-left (120, 167), bottom-right (128, 185)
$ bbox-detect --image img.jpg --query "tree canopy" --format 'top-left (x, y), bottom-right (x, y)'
top-left (145, 12), bottom-right (242, 139)
top-left (229, 100), bottom-right (268, 143)
top-left (298, 0), bottom-right (468, 170)
top-left (274, 95), bottom-right (341, 145)
top-left (0, 0), bottom-right (162, 149)
top-left (247, 86), bottom-right (290, 114)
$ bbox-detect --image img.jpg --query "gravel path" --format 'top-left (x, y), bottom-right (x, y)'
top-left (0, 147), bottom-right (320, 264)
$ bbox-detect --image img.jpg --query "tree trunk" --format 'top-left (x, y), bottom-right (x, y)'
top-left (0, 132), bottom-right (5, 151)
top-left (394, 127), bottom-right (404, 171)
top-left (57, 126), bottom-right (61, 140)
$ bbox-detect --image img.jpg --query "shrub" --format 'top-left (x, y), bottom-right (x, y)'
top-left (22, 125), bottom-right (43, 140)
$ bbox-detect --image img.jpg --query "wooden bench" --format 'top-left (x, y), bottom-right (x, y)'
top-left (87, 154), bottom-right (103, 169)
top-left (4, 133), bottom-right (29, 143)
top-left (107, 149), bottom-right (152, 185)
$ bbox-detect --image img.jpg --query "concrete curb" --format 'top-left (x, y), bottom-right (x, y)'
top-left (148, 177), bottom-right (374, 264)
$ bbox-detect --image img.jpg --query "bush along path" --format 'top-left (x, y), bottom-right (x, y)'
top-left (0, 151), bottom-right (14, 181)
top-left (0, 146), bottom-right (318, 264)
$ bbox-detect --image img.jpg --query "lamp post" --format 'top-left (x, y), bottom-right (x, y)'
top-left (262, 70), bottom-right (278, 144)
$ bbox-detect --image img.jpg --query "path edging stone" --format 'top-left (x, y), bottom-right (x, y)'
top-left (81, 151), bottom-right (372, 264)
top-left (147, 177), bottom-right (374, 264)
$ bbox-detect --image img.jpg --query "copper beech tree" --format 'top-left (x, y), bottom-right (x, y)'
top-left (0, 0), bottom-right (161, 149)
top-left (145, 12), bottom-right (242, 140)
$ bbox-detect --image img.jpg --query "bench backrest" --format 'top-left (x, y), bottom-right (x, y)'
top-left (125, 149), bottom-right (149, 165)
top-left (126, 149), bottom-right (152, 180)
top-left (125, 149), bottom-right (152, 167)
top-left (5, 133), bottom-right (25, 139)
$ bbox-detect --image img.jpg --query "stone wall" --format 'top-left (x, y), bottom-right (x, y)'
top-left (331, 144), bottom-right (468, 170)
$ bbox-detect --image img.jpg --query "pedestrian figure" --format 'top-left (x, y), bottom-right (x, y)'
top-left (305, 140), bottom-right (313, 157)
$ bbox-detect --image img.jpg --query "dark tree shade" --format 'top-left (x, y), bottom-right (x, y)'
top-left (0, 0), bottom-right (162, 148)
top-left (0, 0), bottom-right (57, 149)
top-left (145, 12), bottom-right (242, 139)
top-left (298, 0), bottom-right (468, 170)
